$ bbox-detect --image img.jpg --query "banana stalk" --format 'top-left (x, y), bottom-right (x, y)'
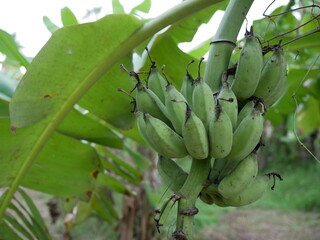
top-left (174, 158), bottom-right (211, 240)
top-left (203, 0), bottom-right (255, 93)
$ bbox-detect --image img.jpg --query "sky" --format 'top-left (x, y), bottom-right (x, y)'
top-left (0, 0), bottom-right (288, 58)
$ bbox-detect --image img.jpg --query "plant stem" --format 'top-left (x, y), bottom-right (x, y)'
top-left (203, 0), bottom-right (255, 93)
top-left (0, 0), bottom-right (224, 220)
top-left (174, 158), bottom-right (211, 240)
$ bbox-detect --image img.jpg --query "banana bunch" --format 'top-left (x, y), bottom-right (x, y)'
top-left (121, 36), bottom-right (286, 212)
top-left (198, 27), bottom-right (287, 207)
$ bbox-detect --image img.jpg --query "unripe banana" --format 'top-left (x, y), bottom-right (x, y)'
top-left (264, 74), bottom-right (286, 108)
top-left (135, 80), bottom-right (171, 125)
top-left (157, 155), bottom-right (188, 192)
top-left (254, 47), bottom-right (287, 101)
top-left (192, 58), bottom-right (215, 131)
top-left (226, 107), bottom-right (264, 161)
top-left (135, 111), bottom-right (154, 147)
top-left (199, 190), bottom-right (214, 205)
top-left (120, 64), bottom-right (170, 125)
top-left (180, 60), bottom-right (195, 105)
top-left (223, 174), bottom-right (269, 207)
top-left (145, 47), bottom-right (167, 103)
top-left (263, 52), bottom-right (287, 108)
top-left (218, 153), bottom-right (258, 199)
top-left (200, 184), bottom-right (229, 207)
top-left (181, 104), bottom-right (209, 160)
top-left (165, 83), bottom-right (187, 135)
top-left (232, 28), bottom-right (263, 100)
top-left (216, 159), bottom-right (238, 182)
top-left (236, 98), bottom-right (257, 126)
top-left (147, 65), bottom-right (167, 103)
top-left (209, 158), bottom-right (228, 183)
top-left (146, 88), bottom-right (170, 120)
top-left (144, 114), bottom-right (188, 158)
top-left (218, 82), bottom-right (238, 129)
top-left (209, 104), bottom-right (233, 159)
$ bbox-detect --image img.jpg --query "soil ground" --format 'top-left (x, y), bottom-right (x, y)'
top-left (198, 208), bottom-right (320, 240)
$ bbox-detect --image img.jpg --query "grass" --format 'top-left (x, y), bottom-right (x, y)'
top-left (253, 156), bottom-right (320, 211)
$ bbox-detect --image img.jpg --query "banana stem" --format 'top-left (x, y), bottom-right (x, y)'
top-left (174, 158), bottom-right (211, 240)
top-left (203, 0), bottom-right (255, 93)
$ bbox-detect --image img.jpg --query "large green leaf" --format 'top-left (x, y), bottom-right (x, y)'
top-left (0, 118), bottom-right (98, 199)
top-left (77, 54), bottom-right (136, 129)
top-left (187, 37), bottom-right (212, 59)
top-left (0, 98), bottom-right (10, 117)
top-left (22, 135), bottom-right (98, 199)
top-left (10, 14), bottom-right (142, 129)
top-left (123, 142), bottom-right (151, 172)
top-left (297, 96), bottom-right (320, 134)
top-left (96, 146), bottom-right (142, 184)
top-left (96, 173), bottom-right (132, 195)
top-left (284, 31), bottom-right (320, 52)
top-left (11, 197), bottom-right (50, 240)
top-left (2, 213), bottom-right (35, 239)
top-left (148, 34), bottom-right (204, 88)
top-left (91, 189), bottom-right (118, 221)
top-left (0, 29), bottom-right (30, 68)
top-left (57, 108), bottom-right (123, 148)
top-left (169, 1), bottom-right (227, 43)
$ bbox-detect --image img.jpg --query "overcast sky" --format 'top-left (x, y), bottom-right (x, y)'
top-left (0, 0), bottom-right (288, 57)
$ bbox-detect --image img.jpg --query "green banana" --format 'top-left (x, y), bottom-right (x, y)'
top-left (165, 83), bottom-right (187, 135)
top-left (232, 27), bottom-right (263, 100)
top-left (216, 159), bottom-right (239, 183)
top-left (144, 114), bottom-right (188, 158)
top-left (222, 174), bottom-right (273, 207)
top-left (182, 104), bottom-right (209, 160)
top-left (145, 88), bottom-right (170, 120)
top-left (263, 50), bottom-right (287, 108)
top-left (157, 155), bottom-right (188, 192)
top-left (218, 153), bottom-right (258, 199)
top-left (145, 47), bottom-right (167, 103)
top-left (180, 60), bottom-right (195, 105)
top-left (135, 111), bottom-right (153, 146)
top-left (209, 103), bottom-right (233, 159)
top-left (135, 82), bottom-right (171, 126)
top-left (120, 63), bottom-right (170, 126)
top-left (209, 158), bottom-right (228, 184)
top-left (199, 190), bottom-right (214, 205)
top-left (264, 73), bottom-right (286, 108)
top-left (192, 58), bottom-right (215, 131)
top-left (236, 98), bottom-right (257, 126)
top-left (147, 65), bottom-right (167, 104)
top-left (254, 47), bottom-right (287, 101)
top-left (200, 184), bottom-right (229, 207)
top-left (218, 81), bottom-right (238, 129)
top-left (226, 106), bottom-right (264, 161)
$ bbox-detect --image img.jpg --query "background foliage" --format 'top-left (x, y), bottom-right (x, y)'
top-left (0, 0), bottom-right (319, 239)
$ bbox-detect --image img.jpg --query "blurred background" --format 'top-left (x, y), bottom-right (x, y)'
top-left (1, 0), bottom-right (320, 239)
